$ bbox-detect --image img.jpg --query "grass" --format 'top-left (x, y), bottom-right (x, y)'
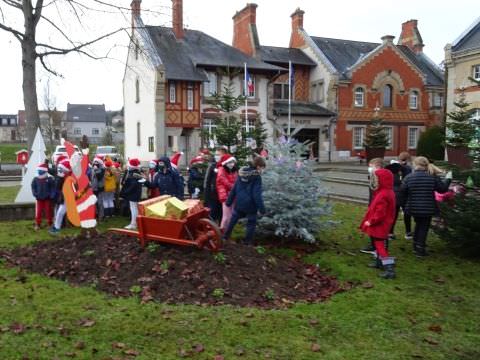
top-left (0, 203), bottom-right (478, 359)
top-left (0, 143), bottom-right (27, 163)
top-left (0, 185), bottom-right (20, 203)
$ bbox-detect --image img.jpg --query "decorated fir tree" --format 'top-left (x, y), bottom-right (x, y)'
top-left (364, 117), bottom-right (389, 149)
top-left (257, 135), bottom-right (331, 243)
top-left (446, 91), bottom-right (476, 148)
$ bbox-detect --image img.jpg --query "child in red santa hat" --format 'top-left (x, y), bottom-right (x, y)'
top-left (31, 163), bottom-right (55, 230)
top-left (147, 159), bottom-right (160, 198)
top-left (216, 154), bottom-right (238, 231)
top-left (119, 158), bottom-right (144, 230)
top-left (50, 159), bottom-right (72, 234)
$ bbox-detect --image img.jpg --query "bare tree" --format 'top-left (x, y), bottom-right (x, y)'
top-left (0, 0), bottom-right (133, 150)
top-left (41, 76), bottom-right (61, 152)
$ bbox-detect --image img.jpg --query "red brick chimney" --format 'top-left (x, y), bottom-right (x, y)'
top-left (398, 19), bottom-right (424, 54)
top-left (172, 0), bottom-right (184, 39)
top-left (232, 3), bottom-right (259, 56)
top-left (290, 8), bottom-right (305, 48)
top-left (130, 0), bottom-right (141, 29)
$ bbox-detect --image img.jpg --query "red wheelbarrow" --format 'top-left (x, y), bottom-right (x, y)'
top-left (109, 206), bottom-right (222, 252)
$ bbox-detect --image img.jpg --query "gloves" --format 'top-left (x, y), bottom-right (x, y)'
top-left (445, 171), bottom-right (453, 180)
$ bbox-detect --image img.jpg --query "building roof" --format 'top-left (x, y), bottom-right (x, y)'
top-left (66, 104), bottom-right (106, 123)
top-left (311, 36), bottom-right (443, 87)
top-left (452, 17), bottom-right (480, 53)
top-left (258, 46), bottom-right (316, 66)
top-left (273, 100), bottom-right (335, 117)
top-left (145, 26), bottom-right (283, 82)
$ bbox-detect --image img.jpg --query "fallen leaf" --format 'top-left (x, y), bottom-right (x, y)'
top-left (428, 325), bottom-right (442, 333)
top-left (78, 319), bottom-right (96, 328)
top-left (424, 337), bottom-right (439, 346)
top-left (449, 296), bottom-right (465, 303)
top-left (193, 344), bottom-right (205, 353)
top-left (361, 282), bottom-right (374, 289)
top-left (214, 356), bottom-right (225, 360)
top-left (112, 342), bottom-right (126, 349)
top-left (123, 349), bottom-right (140, 357)
top-left (309, 319), bottom-right (319, 326)
top-left (311, 343), bottom-right (321, 352)
top-left (64, 352), bottom-right (76, 358)
top-left (10, 323), bottom-right (27, 335)
top-left (235, 347), bottom-right (246, 356)
top-left (74, 342), bottom-right (85, 350)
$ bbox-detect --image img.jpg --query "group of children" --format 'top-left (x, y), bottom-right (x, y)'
top-left (360, 152), bottom-right (452, 279)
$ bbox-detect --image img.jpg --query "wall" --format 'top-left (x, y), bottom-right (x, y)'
top-left (0, 203), bottom-right (35, 222)
top-left (446, 51), bottom-right (480, 112)
top-left (68, 121), bottom-right (106, 144)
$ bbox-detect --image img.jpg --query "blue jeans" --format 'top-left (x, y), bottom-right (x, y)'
top-left (223, 209), bottom-right (257, 245)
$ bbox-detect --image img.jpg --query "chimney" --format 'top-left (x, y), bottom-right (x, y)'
top-left (290, 8), bottom-right (305, 48)
top-left (232, 3), bottom-right (259, 56)
top-left (130, 0), bottom-right (141, 29)
top-left (398, 19), bottom-right (424, 53)
top-left (381, 35), bottom-right (395, 45)
top-left (172, 0), bottom-right (184, 39)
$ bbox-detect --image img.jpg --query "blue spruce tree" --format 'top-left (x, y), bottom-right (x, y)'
top-left (257, 135), bottom-right (331, 243)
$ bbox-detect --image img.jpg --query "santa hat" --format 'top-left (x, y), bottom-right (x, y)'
top-left (93, 155), bottom-right (104, 166)
top-left (57, 159), bottom-right (72, 173)
top-left (149, 159), bottom-right (159, 167)
top-left (128, 158), bottom-right (140, 169)
top-left (104, 160), bottom-right (113, 168)
top-left (199, 148), bottom-right (210, 156)
top-left (170, 152), bottom-right (183, 169)
top-left (37, 163), bottom-right (48, 172)
top-left (220, 154), bottom-right (236, 166)
top-left (56, 154), bottom-right (67, 165)
top-left (190, 155), bottom-right (205, 166)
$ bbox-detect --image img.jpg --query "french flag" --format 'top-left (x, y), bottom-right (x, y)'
top-left (245, 67), bottom-right (254, 95)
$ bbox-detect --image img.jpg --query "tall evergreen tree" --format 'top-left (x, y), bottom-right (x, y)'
top-left (446, 91), bottom-right (476, 148)
top-left (364, 117), bottom-right (389, 149)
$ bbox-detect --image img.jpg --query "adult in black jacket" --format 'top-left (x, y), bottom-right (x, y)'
top-left (119, 158), bottom-right (144, 230)
top-left (203, 148), bottom-right (226, 222)
top-left (400, 156), bottom-right (451, 257)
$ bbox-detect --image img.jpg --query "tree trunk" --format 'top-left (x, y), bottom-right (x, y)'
top-left (22, 9), bottom-right (40, 151)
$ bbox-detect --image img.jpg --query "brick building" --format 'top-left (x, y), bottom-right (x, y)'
top-left (286, 10), bottom-right (444, 158)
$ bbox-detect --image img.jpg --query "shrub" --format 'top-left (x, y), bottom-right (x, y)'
top-left (417, 126), bottom-right (445, 161)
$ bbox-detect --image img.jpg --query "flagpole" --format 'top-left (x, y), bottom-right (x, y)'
top-left (244, 62), bottom-right (249, 134)
top-left (288, 60), bottom-right (292, 137)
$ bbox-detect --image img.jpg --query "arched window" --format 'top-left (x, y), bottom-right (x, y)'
top-left (383, 84), bottom-right (393, 108)
top-left (409, 91), bottom-right (419, 110)
top-left (354, 87), bottom-right (364, 107)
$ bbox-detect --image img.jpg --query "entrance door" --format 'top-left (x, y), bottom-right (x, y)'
top-left (293, 128), bottom-right (319, 159)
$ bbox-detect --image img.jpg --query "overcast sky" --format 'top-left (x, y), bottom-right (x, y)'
top-left (0, 0), bottom-right (478, 114)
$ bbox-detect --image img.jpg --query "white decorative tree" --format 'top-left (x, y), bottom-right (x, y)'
top-left (15, 128), bottom-right (47, 204)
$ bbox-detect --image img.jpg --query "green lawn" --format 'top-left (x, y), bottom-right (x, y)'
top-left (0, 185), bottom-right (20, 203)
top-left (0, 143), bottom-right (27, 163)
top-left (0, 203), bottom-right (478, 359)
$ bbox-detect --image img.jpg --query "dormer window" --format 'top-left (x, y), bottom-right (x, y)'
top-left (383, 84), bottom-right (393, 108)
top-left (354, 87), bottom-right (365, 107)
top-left (409, 90), bottom-right (418, 110)
top-left (473, 65), bottom-right (480, 81)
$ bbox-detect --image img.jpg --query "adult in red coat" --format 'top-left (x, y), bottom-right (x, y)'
top-left (360, 168), bottom-right (396, 279)
top-left (216, 154), bottom-right (238, 230)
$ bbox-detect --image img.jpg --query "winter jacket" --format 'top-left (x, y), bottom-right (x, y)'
top-left (187, 162), bottom-right (207, 195)
top-left (400, 170), bottom-right (451, 217)
top-left (146, 157), bottom-right (184, 200)
top-left (226, 166), bottom-right (265, 215)
top-left (90, 165), bottom-right (105, 193)
top-left (31, 176), bottom-right (55, 201)
top-left (104, 169), bottom-right (117, 193)
top-left (120, 169), bottom-right (143, 202)
top-left (203, 160), bottom-right (220, 204)
top-left (360, 169), bottom-right (396, 239)
top-left (385, 162), bottom-right (412, 206)
top-left (53, 176), bottom-right (66, 205)
top-left (147, 169), bottom-right (160, 198)
top-left (216, 166), bottom-right (238, 203)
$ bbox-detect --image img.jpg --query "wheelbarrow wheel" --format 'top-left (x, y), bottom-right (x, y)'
top-left (195, 218), bottom-right (222, 252)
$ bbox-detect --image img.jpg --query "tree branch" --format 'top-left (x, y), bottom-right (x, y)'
top-left (38, 54), bottom-right (62, 77)
top-left (32, 0), bottom-right (45, 27)
top-left (0, 19), bottom-right (25, 41)
top-left (1, 0), bottom-right (22, 10)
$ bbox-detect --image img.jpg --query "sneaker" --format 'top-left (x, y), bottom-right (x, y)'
top-left (388, 234), bottom-right (396, 241)
top-left (34, 224), bottom-right (40, 231)
top-left (49, 227), bottom-right (60, 235)
top-left (360, 244), bottom-right (376, 255)
top-left (404, 233), bottom-right (413, 240)
top-left (124, 224), bottom-right (137, 230)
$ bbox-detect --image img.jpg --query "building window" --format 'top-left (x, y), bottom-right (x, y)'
top-left (352, 127), bottom-right (365, 149)
top-left (408, 127), bottom-right (420, 149)
top-left (74, 128), bottom-right (81, 135)
top-left (409, 91), bottom-right (419, 110)
top-left (473, 65), bottom-right (480, 81)
top-left (383, 84), bottom-right (393, 108)
top-left (204, 72), bottom-right (217, 97)
top-left (471, 109), bottom-right (480, 123)
top-left (242, 119), bottom-right (256, 134)
top-left (274, 83), bottom-right (289, 100)
top-left (167, 135), bottom-right (174, 148)
top-left (310, 81), bottom-right (324, 103)
top-left (92, 128), bottom-right (99, 136)
top-left (243, 76), bottom-right (256, 98)
top-left (136, 122), bottom-right (141, 146)
top-left (354, 87), bottom-right (365, 107)
top-left (385, 126), bottom-right (393, 149)
top-left (148, 136), bottom-right (154, 152)
top-left (203, 118), bottom-right (217, 135)
top-left (1, 118), bottom-right (7, 125)
top-left (433, 93), bottom-right (443, 108)
top-left (187, 84), bottom-right (194, 110)
top-left (135, 78), bottom-right (140, 103)
top-left (169, 82), bottom-right (176, 103)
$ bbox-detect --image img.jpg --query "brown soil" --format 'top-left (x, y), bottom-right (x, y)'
top-left (1, 234), bottom-right (345, 308)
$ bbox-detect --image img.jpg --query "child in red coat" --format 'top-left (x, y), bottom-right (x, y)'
top-left (360, 168), bottom-right (397, 279)
top-left (216, 154), bottom-right (238, 231)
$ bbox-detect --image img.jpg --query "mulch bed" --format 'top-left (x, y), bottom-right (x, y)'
top-left (0, 233), bottom-right (346, 308)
